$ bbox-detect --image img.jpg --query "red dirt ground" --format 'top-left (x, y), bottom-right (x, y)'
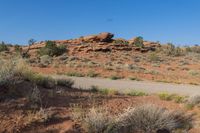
top-left (0, 81), bottom-right (200, 133)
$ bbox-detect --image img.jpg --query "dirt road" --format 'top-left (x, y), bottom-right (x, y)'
top-left (53, 75), bottom-right (200, 96)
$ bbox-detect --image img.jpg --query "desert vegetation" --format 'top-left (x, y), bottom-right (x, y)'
top-left (0, 57), bottom-right (198, 132)
top-left (38, 41), bottom-right (66, 56)
top-left (1, 33), bottom-right (200, 132)
top-left (2, 33), bottom-right (200, 85)
top-left (72, 104), bottom-right (194, 133)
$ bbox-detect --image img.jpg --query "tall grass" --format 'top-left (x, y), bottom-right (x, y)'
top-left (0, 58), bottom-right (74, 89)
top-left (0, 59), bottom-right (15, 86)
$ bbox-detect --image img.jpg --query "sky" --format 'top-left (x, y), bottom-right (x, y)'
top-left (0, 0), bottom-right (200, 45)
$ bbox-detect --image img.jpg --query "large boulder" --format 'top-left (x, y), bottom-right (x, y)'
top-left (83, 32), bottom-right (114, 42)
top-left (97, 32), bottom-right (114, 42)
top-left (83, 35), bottom-right (98, 42)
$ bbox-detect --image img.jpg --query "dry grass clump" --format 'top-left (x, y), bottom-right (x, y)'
top-left (160, 43), bottom-right (185, 57)
top-left (185, 95), bottom-right (200, 109)
top-left (0, 59), bottom-right (15, 86)
top-left (72, 104), bottom-right (194, 133)
top-left (0, 58), bottom-right (74, 102)
top-left (158, 93), bottom-right (186, 103)
top-left (83, 107), bottom-right (113, 133)
top-left (25, 108), bottom-right (53, 125)
top-left (98, 88), bottom-right (120, 95)
top-left (27, 86), bottom-right (42, 109)
top-left (0, 58), bottom-right (74, 89)
top-left (126, 90), bottom-right (147, 96)
top-left (114, 104), bottom-right (193, 133)
top-left (158, 92), bottom-right (175, 101)
top-left (187, 95), bottom-right (200, 105)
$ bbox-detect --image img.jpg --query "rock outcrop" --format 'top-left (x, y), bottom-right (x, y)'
top-left (23, 32), bottom-right (161, 55)
top-left (83, 32), bottom-right (114, 42)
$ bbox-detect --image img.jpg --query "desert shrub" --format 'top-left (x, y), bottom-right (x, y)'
top-left (27, 86), bottom-right (42, 108)
top-left (10, 59), bottom-right (49, 87)
top-left (185, 45), bottom-right (200, 53)
top-left (173, 47), bottom-right (184, 56)
top-left (66, 71), bottom-right (85, 77)
top-left (158, 92), bottom-right (175, 101)
top-left (40, 55), bottom-right (52, 66)
top-left (0, 60), bottom-right (15, 86)
top-left (71, 105), bottom-right (85, 120)
top-left (99, 88), bottom-right (120, 95)
top-left (161, 43), bottom-right (185, 56)
top-left (16, 64), bottom-right (56, 88)
top-left (0, 61), bottom-right (15, 88)
top-left (185, 104), bottom-right (194, 110)
top-left (129, 77), bottom-right (142, 81)
top-left (148, 52), bottom-right (160, 62)
top-left (56, 78), bottom-right (74, 88)
top-left (0, 41), bottom-right (9, 52)
top-left (0, 58), bottom-right (40, 88)
top-left (31, 74), bottom-right (56, 89)
top-left (132, 36), bottom-right (144, 47)
top-left (26, 108), bottom-right (53, 124)
top-left (114, 104), bottom-right (194, 133)
top-left (188, 70), bottom-right (199, 76)
top-left (76, 105), bottom-right (194, 133)
top-left (82, 107), bottom-right (113, 133)
top-left (114, 39), bottom-right (129, 45)
top-left (38, 41), bottom-right (66, 56)
top-left (173, 95), bottom-right (185, 103)
top-left (110, 75), bottom-right (123, 80)
top-left (15, 58), bottom-right (32, 75)
top-left (187, 95), bottom-right (200, 107)
top-left (126, 90), bottom-right (147, 96)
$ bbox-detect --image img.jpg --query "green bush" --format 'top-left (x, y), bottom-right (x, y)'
top-left (114, 39), bottom-right (129, 45)
top-left (158, 92), bottom-right (175, 101)
top-left (38, 41), bottom-right (66, 56)
top-left (109, 75), bottom-right (123, 80)
top-left (173, 95), bottom-right (185, 103)
top-left (129, 77), bottom-right (142, 81)
top-left (133, 36), bottom-right (144, 47)
top-left (127, 90), bottom-right (147, 96)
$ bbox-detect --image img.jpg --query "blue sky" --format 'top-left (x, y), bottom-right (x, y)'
top-left (0, 0), bottom-right (200, 45)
